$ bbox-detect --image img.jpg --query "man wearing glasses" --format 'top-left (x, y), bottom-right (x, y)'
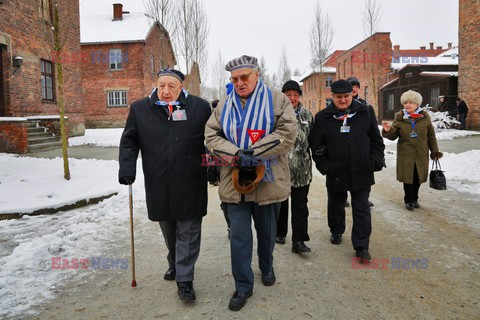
top-left (205, 55), bottom-right (296, 311)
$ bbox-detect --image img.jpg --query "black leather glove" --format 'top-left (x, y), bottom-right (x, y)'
top-left (119, 176), bottom-right (135, 185)
top-left (371, 157), bottom-right (386, 172)
top-left (236, 149), bottom-right (258, 171)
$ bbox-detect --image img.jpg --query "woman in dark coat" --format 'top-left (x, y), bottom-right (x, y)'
top-left (382, 90), bottom-right (443, 211)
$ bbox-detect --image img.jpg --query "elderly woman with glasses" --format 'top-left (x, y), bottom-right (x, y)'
top-left (382, 90), bottom-right (443, 211)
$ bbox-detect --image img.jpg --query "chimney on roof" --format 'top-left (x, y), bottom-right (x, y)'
top-left (420, 46), bottom-right (426, 50)
top-left (113, 3), bottom-right (123, 21)
top-left (436, 46), bottom-right (442, 50)
top-left (393, 45), bottom-right (400, 50)
top-left (448, 42), bottom-right (452, 49)
top-left (429, 42), bottom-right (434, 50)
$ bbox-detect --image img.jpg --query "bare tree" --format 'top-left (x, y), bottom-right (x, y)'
top-left (190, 0), bottom-right (210, 79)
top-left (362, 0), bottom-right (382, 38)
top-left (211, 50), bottom-right (227, 100)
top-left (43, 0), bottom-right (70, 180)
top-left (293, 68), bottom-right (302, 77)
top-left (174, 0), bottom-right (209, 78)
top-left (143, 0), bottom-right (175, 35)
top-left (309, 1), bottom-right (335, 71)
top-left (258, 56), bottom-right (271, 86)
top-left (278, 46), bottom-right (292, 85)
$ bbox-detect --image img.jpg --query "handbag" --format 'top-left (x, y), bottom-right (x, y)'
top-left (429, 159), bottom-right (447, 190)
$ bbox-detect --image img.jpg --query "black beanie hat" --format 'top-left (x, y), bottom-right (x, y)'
top-left (281, 80), bottom-right (302, 95)
top-left (346, 76), bottom-right (360, 88)
top-left (331, 80), bottom-right (353, 93)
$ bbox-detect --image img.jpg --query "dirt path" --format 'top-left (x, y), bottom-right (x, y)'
top-left (26, 163), bottom-right (479, 320)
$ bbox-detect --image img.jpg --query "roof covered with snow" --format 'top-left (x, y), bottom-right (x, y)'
top-left (391, 47), bottom-right (458, 71)
top-left (81, 12), bottom-right (154, 44)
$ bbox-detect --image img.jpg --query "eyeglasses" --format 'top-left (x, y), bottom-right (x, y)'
top-left (230, 71), bottom-right (254, 84)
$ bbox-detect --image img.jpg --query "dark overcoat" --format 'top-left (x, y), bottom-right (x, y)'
top-left (119, 90), bottom-right (211, 221)
top-left (311, 100), bottom-right (385, 192)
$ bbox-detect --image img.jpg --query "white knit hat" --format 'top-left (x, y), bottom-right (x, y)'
top-left (400, 90), bottom-right (423, 105)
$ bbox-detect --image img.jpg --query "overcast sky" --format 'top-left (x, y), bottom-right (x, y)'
top-left (80, 0), bottom-right (459, 85)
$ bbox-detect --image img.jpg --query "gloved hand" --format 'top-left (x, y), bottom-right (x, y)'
top-left (430, 151), bottom-right (443, 161)
top-left (119, 176), bottom-right (135, 185)
top-left (371, 157), bottom-right (386, 172)
top-left (236, 149), bottom-right (258, 171)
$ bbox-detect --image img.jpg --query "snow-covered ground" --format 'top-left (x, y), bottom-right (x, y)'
top-left (0, 127), bottom-right (479, 318)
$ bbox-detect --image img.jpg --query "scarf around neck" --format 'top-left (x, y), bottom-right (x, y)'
top-left (403, 106), bottom-right (424, 119)
top-left (220, 80), bottom-right (274, 149)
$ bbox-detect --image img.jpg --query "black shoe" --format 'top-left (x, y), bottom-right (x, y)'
top-left (164, 267), bottom-right (176, 281)
top-left (405, 203), bottom-right (415, 211)
top-left (345, 200), bottom-right (350, 207)
top-left (275, 236), bottom-right (285, 244)
top-left (369, 201), bottom-right (374, 207)
top-left (228, 291), bottom-right (253, 311)
top-left (292, 241), bottom-right (311, 253)
top-left (413, 202), bottom-right (420, 209)
top-left (330, 234), bottom-right (342, 245)
top-left (177, 281), bottom-right (196, 301)
top-left (261, 270), bottom-right (276, 286)
top-left (355, 249), bottom-right (371, 263)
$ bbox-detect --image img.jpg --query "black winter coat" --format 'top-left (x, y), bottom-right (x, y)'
top-left (311, 100), bottom-right (385, 192)
top-left (119, 90), bottom-right (211, 221)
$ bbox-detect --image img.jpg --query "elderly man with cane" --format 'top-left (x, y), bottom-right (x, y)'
top-left (119, 68), bottom-right (211, 301)
top-left (205, 55), bottom-right (296, 311)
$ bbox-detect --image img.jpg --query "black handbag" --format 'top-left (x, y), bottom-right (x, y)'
top-left (429, 160), bottom-right (447, 190)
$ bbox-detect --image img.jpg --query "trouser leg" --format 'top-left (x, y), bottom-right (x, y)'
top-left (350, 187), bottom-right (372, 250)
top-left (175, 218), bottom-right (202, 282)
top-left (253, 202), bottom-right (280, 275)
top-left (276, 199), bottom-right (288, 237)
top-left (220, 202), bottom-right (229, 228)
top-left (291, 185), bottom-right (310, 242)
top-left (159, 221), bottom-right (176, 269)
top-left (327, 189), bottom-right (347, 235)
top-left (227, 202), bottom-right (254, 293)
top-left (404, 165), bottom-right (420, 203)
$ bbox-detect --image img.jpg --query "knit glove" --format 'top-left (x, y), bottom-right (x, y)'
top-left (430, 151), bottom-right (443, 161)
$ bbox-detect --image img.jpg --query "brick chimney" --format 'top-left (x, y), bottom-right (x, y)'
top-left (113, 3), bottom-right (123, 21)
top-left (448, 42), bottom-right (452, 49)
top-left (436, 46), bottom-right (442, 50)
top-left (429, 42), bottom-right (434, 50)
top-left (420, 46), bottom-right (426, 50)
top-left (393, 45), bottom-right (400, 50)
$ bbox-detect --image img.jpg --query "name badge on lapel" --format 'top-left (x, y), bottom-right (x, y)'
top-left (172, 109), bottom-right (187, 121)
top-left (340, 126), bottom-right (350, 133)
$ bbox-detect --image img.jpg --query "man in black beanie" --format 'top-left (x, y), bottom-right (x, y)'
top-left (311, 79), bottom-right (385, 263)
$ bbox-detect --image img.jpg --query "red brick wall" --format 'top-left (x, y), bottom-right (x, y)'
top-left (336, 33), bottom-right (392, 119)
top-left (0, 120), bottom-right (28, 153)
top-left (81, 24), bottom-right (176, 128)
top-left (458, 0), bottom-right (479, 129)
top-left (302, 72), bottom-right (336, 116)
top-left (0, 0), bottom-right (84, 135)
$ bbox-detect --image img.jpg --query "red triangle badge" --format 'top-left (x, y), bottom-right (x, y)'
top-left (247, 129), bottom-right (265, 144)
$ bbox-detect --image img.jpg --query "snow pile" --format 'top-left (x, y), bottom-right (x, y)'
top-left (69, 128), bottom-right (124, 147)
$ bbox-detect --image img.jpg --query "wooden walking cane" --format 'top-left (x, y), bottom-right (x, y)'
top-left (129, 184), bottom-right (137, 287)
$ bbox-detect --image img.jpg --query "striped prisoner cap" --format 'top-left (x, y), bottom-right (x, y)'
top-left (225, 55), bottom-right (258, 71)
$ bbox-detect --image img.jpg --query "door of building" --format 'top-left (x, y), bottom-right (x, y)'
top-left (0, 45), bottom-right (5, 116)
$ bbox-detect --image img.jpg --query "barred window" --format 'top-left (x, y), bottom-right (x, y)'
top-left (107, 91), bottom-right (127, 107)
top-left (41, 60), bottom-right (54, 101)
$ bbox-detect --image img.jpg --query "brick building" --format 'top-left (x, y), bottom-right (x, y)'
top-left (0, 0), bottom-right (83, 153)
top-left (300, 50), bottom-right (344, 115)
top-left (458, 0), bottom-right (479, 129)
top-left (80, 4), bottom-right (176, 128)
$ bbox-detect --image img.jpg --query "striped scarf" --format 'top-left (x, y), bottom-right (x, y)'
top-left (220, 80), bottom-right (274, 149)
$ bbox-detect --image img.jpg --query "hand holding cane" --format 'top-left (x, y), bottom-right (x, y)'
top-left (129, 183), bottom-right (137, 287)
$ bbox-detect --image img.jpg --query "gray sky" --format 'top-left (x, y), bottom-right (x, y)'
top-left (80, 0), bottom-right (459, 84)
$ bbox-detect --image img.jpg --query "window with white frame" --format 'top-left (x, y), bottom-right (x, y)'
top-left (325, 76), bottom-right (333, 87)
top-left (387, 93), bottom-right (395, 112)
top-left (109, 49), bottom-right (123, 70)
top-left (326, 98), bottom-right (333, 107)
top-left (430, 87), bottom-right (440, 108)
top-left (107, 90), bottom-right (127, 107)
